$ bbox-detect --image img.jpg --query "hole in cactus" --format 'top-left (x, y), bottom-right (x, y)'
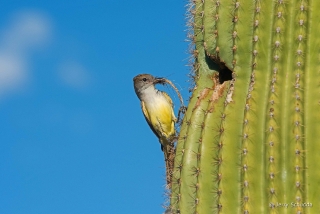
top-left (205, 53), bottom-right (233, 84)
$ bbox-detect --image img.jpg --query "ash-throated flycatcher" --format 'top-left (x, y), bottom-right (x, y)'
top-left (133, 74), bottom-right (176, 187)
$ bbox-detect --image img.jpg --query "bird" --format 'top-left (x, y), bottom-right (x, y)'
top-left (133, 74), bottom-right (176, 188)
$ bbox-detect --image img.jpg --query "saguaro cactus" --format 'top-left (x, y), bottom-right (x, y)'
top-left (169, 0), bottom-right (320, 213)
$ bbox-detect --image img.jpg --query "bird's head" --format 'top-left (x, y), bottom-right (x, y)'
top-left (133, 74), bottom-right (164, 94)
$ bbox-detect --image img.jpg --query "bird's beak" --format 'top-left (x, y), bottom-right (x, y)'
top-left (153, 77), bottom-right (166, 85)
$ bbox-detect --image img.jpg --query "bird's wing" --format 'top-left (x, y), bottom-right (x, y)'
top-left (141, 100), bottom-right (161, 140)
top-left (161, 91), bottom-right (177, 122)
top-left (142, 97), bottom-right (175, 187)
top-left (159, 93), bottom-right (176, 187)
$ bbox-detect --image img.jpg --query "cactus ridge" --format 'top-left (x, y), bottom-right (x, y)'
top-left (197, 78), bottom-right (228, 213)
top-left (266, 0), bottom-right (286, 211)
top-left (305, 0), bottom-right (320, 212)
top-left (240, 0), bottom-right (262, 211)
top-left (203, 0), bottom-right (218, 58)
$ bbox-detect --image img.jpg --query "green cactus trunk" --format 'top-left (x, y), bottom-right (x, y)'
top-left (170, 0), bottom-right (320, 213)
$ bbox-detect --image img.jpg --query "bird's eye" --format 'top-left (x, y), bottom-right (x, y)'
top-left (142, 78), bottom-right (147, 82)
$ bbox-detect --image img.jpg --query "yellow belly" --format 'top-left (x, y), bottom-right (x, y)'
top-left (145, 97), bottom-right (175, 139)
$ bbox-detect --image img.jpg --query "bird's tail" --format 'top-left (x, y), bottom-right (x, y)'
top-left (162, 139), bottom-right (175, 189)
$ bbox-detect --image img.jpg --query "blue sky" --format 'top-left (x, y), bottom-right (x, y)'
top-left (0, 1), bottom-right (190, 213)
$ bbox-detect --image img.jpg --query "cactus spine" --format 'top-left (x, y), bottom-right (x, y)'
top-left (170, 0), bottom-right (320, 213)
